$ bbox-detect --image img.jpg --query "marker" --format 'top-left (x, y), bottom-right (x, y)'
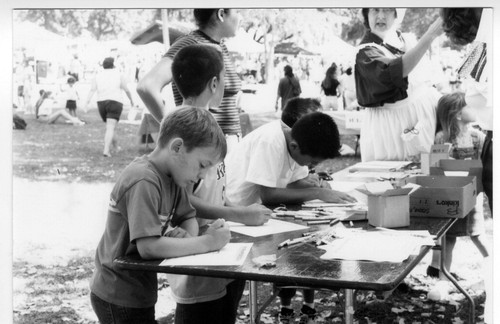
top-left (285, 236), bottom-right (310, 247)
top-left (329, 218), bottom-right (340, 226)
top-left (278, 239), bottom-right (291, 249)
top-left (307, 220), bottom-right (330, 225)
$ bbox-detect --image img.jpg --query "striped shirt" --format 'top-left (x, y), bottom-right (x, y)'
top-left (165, 30), bottom-right (242, 135)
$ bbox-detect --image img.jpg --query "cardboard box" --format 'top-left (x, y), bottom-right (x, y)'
top-left (404, 175), bottom-right (477, 219)
top-left (357, 182), bottom-right (412, 228)
top-left (430, 159), bottom-right (483, 193)
top-left (420, 144), bottom-right (451, 174)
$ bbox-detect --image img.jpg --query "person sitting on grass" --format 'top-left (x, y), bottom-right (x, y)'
top-left (89, 107), bottom-right (231, 324)
top-left (166, 44), bottom-right (272, 324)
top-left (35, 89), bottom-right (84, 126)
top-left (225, 109), bottom-right (356, 323)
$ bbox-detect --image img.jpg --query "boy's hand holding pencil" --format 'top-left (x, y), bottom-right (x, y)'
top-left (240, 204), bottom-right (273, 226)
top-left (204, 219), bottom-right (231, 249)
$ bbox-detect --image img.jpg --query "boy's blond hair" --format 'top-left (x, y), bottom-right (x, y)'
top-left (157, 107), bottom-right (227, 160)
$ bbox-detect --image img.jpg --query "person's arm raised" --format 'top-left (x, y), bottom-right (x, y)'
top-left (402, 17), bottom-right (443, 77)
top-left (136, 57), bottom-right (174, 123)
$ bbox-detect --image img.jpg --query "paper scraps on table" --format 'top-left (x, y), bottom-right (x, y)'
top-left (318, 228), bottom-right (435, 263)
top-left (160, 243), bottom-right (253, 266)
top-left (227, 219), bottom-right (308, 237)
top-left (252, 254), bottom-right (277, 268)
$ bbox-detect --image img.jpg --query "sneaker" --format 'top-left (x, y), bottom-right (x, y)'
top-left (279, 307), bottom-right (295, 324)
top-left (298, 305), bottom-right (317, 324)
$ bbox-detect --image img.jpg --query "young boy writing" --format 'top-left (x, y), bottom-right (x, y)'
top-left (89, 106), bottom-right (230, 323)
top-left (225, 102), bottom-right (356, 323)
top-left (163, 44), bottom-right (272, 324)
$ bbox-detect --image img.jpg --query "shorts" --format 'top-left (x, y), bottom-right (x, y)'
top-left (66, 100), bottom-right (77, 111)
top-left (17, 85), bottom-right (24, 97)
top-left (98, 100), bottom-right (123, 122)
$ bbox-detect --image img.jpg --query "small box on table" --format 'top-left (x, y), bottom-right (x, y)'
top-left (402, 175), bottom-right (477, 219)
top-left (357, 182), bottom-right (412, 228)
top-left (420, 144), bottom-right (451, 174)
top-left (430, 159), bottom-right (483, 193)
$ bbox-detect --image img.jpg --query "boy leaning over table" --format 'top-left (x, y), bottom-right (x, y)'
top-left (164, 44), bottom-right (272, 324)
top-left (89, 107), bottom-right (230, 324)
top-left (225, 108), bottom-right (356, 323)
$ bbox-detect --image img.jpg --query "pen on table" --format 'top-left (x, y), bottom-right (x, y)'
top-left (329, 218), bottom-right (340, 227)
top-left (307, 220), bottom-right (330, 225)
top-left (278, 239), bottom-right (290, 249)
top-left (279, 236), bottom-right (309, 249)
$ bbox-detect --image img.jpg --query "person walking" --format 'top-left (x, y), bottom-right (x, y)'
top-left (275, 65), bottom-right (301, 111)
top-left (85, 57), bottom-right (135, 157)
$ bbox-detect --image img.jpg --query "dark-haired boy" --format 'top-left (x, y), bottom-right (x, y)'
top-left (166, 44), bottom-right (271, 324)
top-left (225, 110), bottom-right (356, 322)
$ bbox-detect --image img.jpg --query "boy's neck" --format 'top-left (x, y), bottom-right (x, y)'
top-left (281, 123), bottom-right (294, 157)
top-left (148, 147), bottom-right (172, 177)
top-left (183, 96), bottom-right (210, 109)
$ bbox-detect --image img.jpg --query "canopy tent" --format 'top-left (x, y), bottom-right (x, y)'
top-left (224, 28), bottom-right (265, 53)
top-left (313, 35), bottom-right (356, 66)
top-left (13, 21), bottom-right (71, 61)
top-left (130, 20), bottom-right (190, 45)
top-left (274, 42), bottom-right (317, 56)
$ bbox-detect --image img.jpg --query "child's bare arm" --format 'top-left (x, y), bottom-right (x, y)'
top-left (259, 186), bottom-right (356, 205)
top-left (190, 195), bottom-right (271, 226)
top-left (136, 220), bottom-right (230, 259)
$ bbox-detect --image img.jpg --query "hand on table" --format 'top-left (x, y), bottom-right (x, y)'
top-left (204, 218), bottom-right (231, 250)
top-left (239, 204), bottom-right (272, 226)
top-left (164, 226), bottom-right (190, 238)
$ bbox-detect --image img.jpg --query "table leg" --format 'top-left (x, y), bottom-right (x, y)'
top-left (344, 288), bottom-right (355, 324)
top-left (439, 237), bottom-right (475, 324)
top-left (249, 280), bottom-right (258, 324)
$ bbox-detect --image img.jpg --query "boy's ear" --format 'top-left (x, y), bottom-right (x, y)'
top-left (209, 76), bottom-right (219, 94)
top-left (217, 9), bottom-right (224, 22)
top-left (289, 140), bottom-right (300, 153)
top-left (169, 137), bottom-right (184, 153)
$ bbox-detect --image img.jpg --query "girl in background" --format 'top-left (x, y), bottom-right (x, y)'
top-left (427, 92), bottom-right (489, 281)
top-left (320, 63), bottom-right (342, 110)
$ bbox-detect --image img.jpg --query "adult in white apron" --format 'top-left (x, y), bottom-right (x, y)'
top-left (355, 8), bottom-right (443, 162)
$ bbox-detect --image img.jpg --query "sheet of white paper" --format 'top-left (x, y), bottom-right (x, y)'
top-left (327, 181), bottom-right (366, 193)
top-left (160, 243), bottom-right (253, 266)
top-left (227, 219), bottom-right (308, 237)
top-left (350, 161), bottom-right (412, 171)
top-left (318, 230), bottom-right (434, 262)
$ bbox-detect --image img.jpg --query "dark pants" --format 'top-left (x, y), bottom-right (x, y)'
top-left (90, 292), bottom-right (157, 324)
top-left (174, 279), bottom-right (246, 324)
top-left (481, 131), bottom-right (493, 213)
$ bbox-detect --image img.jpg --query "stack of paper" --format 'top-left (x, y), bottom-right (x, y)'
top-left (348, 161), bottom-right (412, 173)
top-left (318, 228), bottom-right (435, 263)
top-left (160, 243), bottom-right (253, 266)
